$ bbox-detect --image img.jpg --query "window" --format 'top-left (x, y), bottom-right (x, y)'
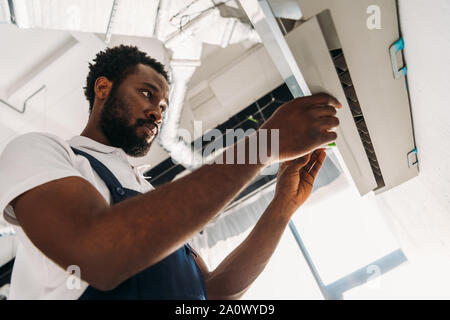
top-left (241, 150), bottom-right (407, 299)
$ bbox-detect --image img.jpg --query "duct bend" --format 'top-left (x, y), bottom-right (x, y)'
top-left (156, 1), bottom-right (261, 171)
top-left (157, 59), bottom-right (203, 170)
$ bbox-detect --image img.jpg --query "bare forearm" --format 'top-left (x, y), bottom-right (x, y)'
top-left (206, 200), bottom-right (292, 299)
top-left (80, 135), bottom-right (266, 288)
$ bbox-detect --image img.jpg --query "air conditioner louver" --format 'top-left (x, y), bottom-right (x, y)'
top-left (331, 48), bottom-right (385, 189)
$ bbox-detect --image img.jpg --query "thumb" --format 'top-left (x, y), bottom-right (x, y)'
top-left (279, 153), bottom-right (311, 173)
top-left (294, 153), bottom-right (311, 167)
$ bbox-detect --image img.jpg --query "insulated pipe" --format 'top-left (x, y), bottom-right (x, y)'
top-left (156, 0), bottom-right (261, 170)
top-left (157, 59), bottom-right (203, 170)
top-left (154, 0), bottom-right (168, 40)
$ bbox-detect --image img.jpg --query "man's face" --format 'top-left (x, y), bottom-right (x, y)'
top-left (99, 64), bottom-right (170, 157)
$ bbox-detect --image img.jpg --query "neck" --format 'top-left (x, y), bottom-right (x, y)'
top-left (80, 117), bottom-right (111, 146)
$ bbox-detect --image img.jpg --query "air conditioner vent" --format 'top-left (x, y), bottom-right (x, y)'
top-left (338, 71), bottom-right (352, 87)
top-left (333, 52), bottom-right (348, 72)
top-left (331, 48), bottom-right (385, 189)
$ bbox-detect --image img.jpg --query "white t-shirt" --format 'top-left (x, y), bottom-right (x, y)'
top-left (0, 132), bottom-right (156, 299)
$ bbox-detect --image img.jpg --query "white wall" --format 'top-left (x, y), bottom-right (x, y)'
top-left (373, 0), bottom-right (450, 271)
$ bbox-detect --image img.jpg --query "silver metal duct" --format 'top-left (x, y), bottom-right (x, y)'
top-left (157, 59), bottom-right (203, 170)
top-left (0, 0), bottom-right (12, 24)
top-left (156, 0), bottom-right (260, 170)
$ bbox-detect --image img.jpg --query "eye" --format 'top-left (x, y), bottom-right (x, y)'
top-left (141, 89), bottom-right (153, 99)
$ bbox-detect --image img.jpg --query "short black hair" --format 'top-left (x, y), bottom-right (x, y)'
top-left (84, 45), bottom-right (169, 114)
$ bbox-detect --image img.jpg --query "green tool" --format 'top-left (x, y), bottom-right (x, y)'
top-left (248, 115), bottom-right (258, 124)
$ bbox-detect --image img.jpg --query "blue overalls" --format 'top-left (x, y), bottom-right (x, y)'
top-left (71, 147), bottom-right (208, 300)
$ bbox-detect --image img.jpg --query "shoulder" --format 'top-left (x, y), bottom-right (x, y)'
top-left (1, 131), bottom-right (78, 168)
top-left (3, 132), bottom-right (72, 156)
top-left (0, 132), bottom-right (82, 224)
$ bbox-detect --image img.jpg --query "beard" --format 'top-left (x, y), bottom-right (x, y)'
top-left (99, 86), bottom-right (156, 157)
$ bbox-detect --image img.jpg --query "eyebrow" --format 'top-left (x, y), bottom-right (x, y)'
top-left (141, 82), bottom-right (159, 92)
top-left (141, 82), bottom-right (169, 106)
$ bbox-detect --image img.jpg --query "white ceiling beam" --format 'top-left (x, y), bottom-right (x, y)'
top-left (104, 0), bottom-right (120, 44)
top-left (267, 0), bottom-right (303, 20)
top-left (238, 0), bottom-right (309, 97)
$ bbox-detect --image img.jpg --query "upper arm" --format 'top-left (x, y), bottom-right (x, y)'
top-left (190, 246), bottom-right (222, 299)
top-left (190, 247), bottom-right (244, 300)
top-left (190, 247), bottom-right (248, 300)
top-left (12, 176), bottom-right (109, 274)
top-left (0, 133), bottom-right (84, 225)
top-left (0, 133), bottom-right (110, 288)
top-left (190, 246), bottom-right (211, 281)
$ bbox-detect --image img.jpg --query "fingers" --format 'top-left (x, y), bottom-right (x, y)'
top-left (318, 130), bottom-right (337, 145)
top-left (312, 106), bottom-right (337, 117)
top-left (307, 149), bottom-right (326, 178)
top-left (301, 93), bottom-right (342, 109)
top-left (295, 153), bottom-right (311, 167)
top-left (315, 116), bottom-right (340, 130)
top-left (300, 149), bottom-right (326, 185)
top-left (280, 153), bottom-right (311, 170)
top-left (303, 149), bottom-right (320, 173)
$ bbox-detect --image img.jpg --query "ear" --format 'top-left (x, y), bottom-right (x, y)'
top-left (94, 76), bottom-right (113, 101)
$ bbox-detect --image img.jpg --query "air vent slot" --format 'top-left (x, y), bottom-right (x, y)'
top-left (330, 48), bottom-right (385, 189)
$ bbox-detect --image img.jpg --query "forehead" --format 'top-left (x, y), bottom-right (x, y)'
top-left (125, 63), bottom-right (169, 95)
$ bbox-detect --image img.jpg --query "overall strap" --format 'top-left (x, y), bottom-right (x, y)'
top-left (70, 147), bottom-right (137, 201)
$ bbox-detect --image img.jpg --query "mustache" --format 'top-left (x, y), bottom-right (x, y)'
top-left (135, 118), bottom-right (158, 128)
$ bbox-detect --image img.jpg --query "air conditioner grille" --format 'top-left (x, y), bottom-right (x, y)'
top-left (331, 49), bottom-right (385, 189)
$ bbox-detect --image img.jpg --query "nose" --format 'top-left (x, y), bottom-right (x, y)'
top-left (144, 107), bottom-right (162, 125)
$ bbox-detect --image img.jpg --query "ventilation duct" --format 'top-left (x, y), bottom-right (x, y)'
top-left (0, 0), bottom-right (12, 24)
top-left (157, 59), bottom-right (204, 170)
top-left (156, 0), bottom-right (261, 169)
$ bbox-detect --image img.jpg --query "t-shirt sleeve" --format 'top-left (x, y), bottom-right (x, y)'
top-left (0, 132), bottom-right (83, 225)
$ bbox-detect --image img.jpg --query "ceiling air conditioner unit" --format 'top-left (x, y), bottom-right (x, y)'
top-left (279, 0), bottom-right (418, 195)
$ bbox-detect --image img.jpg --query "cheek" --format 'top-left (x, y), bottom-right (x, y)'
top-left (117, 95), bottom-right (140, 124)
top-left (126, 94), bottom-right (145, 113)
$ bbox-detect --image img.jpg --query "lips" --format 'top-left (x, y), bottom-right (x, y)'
top-left (142, 123), bottom-right (158, 136)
